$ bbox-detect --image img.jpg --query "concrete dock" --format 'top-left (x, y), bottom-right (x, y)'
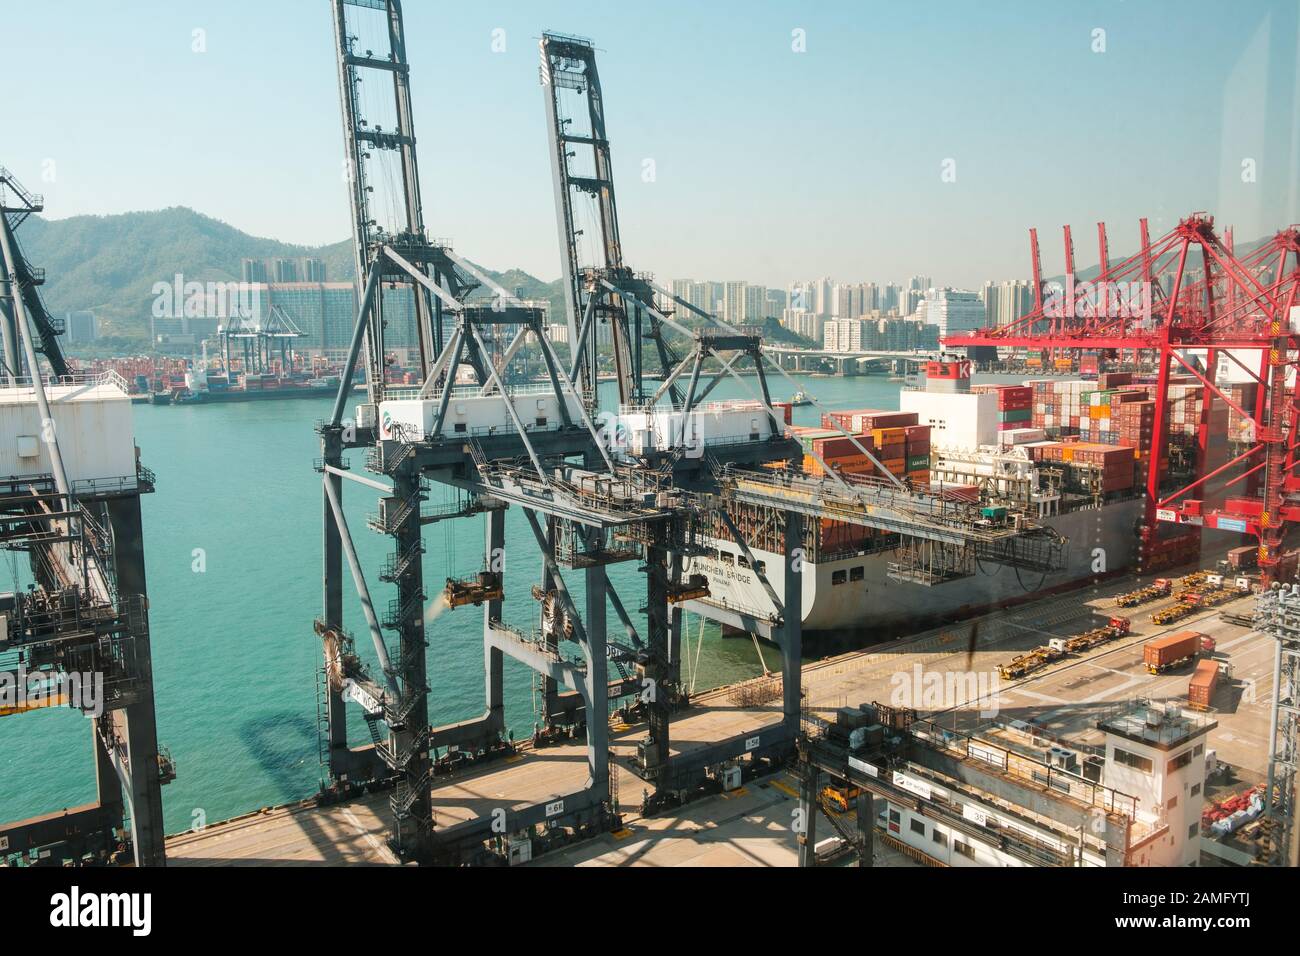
top-left (166, 576), bottom-right (1274, 866)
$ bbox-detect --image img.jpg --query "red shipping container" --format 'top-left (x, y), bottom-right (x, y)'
top-left (813, 434), bottom-right (874, 460)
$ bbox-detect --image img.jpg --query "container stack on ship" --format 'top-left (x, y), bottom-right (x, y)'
top-left (694, 357), bottom-right (1149, 642)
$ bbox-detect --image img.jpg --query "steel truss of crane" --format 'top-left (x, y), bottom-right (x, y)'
top-left (312, 6), bottom-right (815, 864)
top-left (315, 4), bottom-right (1080, 862)
top-left (955, 215), bottom-right (1300, 581)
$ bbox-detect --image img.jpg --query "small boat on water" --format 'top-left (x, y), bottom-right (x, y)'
top-left (790, 389), bottom-right (813, 407)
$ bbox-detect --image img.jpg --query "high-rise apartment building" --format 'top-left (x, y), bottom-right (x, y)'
top-left (722, 281), bottom-right (748, 323)
top-left (783, 309), bottom-right (824, 343)
top-left (916, 288), bottom-right (984, 338)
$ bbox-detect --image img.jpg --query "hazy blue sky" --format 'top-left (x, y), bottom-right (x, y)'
top-left (3, 0), bottom-right (1297, 288)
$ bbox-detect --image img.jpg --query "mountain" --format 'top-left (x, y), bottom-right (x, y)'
top-left (12, 207), bottom-right (564, 344)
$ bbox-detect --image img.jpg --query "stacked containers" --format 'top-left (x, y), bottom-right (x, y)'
top-left (1165, 377), bottom-right (1205, 440)
top-left (798, 412), bottom-right (930, 485)
top-left (995, 385), bottom-right (1033, 432)
top-left (1069, 442), bottom-right (1136, 492)
top-left (1078, 387), bottom-right (1150, 444)
top-left (1113, 399), bottom-right (1160, 488)
top-left (1030, 379), bottom-right (1089, 437)
top-left (811, 432), bottom-right (878, 477)
top-left (822, 408), bottom-right (918, 433)
top-left (904, 423), bottom-right (931, 485)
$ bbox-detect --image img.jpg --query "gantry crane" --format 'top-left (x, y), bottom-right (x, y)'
top-left (955, 215), bottom-right (1300, 580)
top-left (319, 2), bottom-right (724, 862)
top-left (1, 167), bottom-right (167, 866)
top-left (0, 167), bottom-right (68, 379)
top-left (540, 33), bottom-right (684, 409)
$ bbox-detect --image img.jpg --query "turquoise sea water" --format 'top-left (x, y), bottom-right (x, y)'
top-left (0, 372), bottom-right (925, 834)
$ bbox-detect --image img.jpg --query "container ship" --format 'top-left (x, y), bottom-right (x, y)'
top-left (150, 367), bottom-right (352, 405)
top-left (687, 358), bottom-right (1227, 643)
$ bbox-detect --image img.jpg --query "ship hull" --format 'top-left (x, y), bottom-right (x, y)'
top-left (689, 498), bottom-right (1147, 646)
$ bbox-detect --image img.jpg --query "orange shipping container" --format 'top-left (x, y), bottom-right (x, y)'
top-left (1188, 659), bottom-right (1219, 710)
top-left (1144, 631), bottom-right (1204, 671)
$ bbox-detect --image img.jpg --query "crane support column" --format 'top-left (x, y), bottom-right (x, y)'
top-left (319, 425), bottom-right (349, 779)
top-left (388, 462), bottom-right (432, 860)
top-left (483, 507), bottom-right (505, 735)
top-left (782, 510), bottom-right (805, 737)
top-left (857, 791), bottom-right (875, 867)
top-left (104, 493), bottom-right (167, 866)
top-left (584, 537), bottom-right (609, 788)
top-left (643, 543), bottom-right (672, 798)
top-left (798, 762), bottom-right (818, 868)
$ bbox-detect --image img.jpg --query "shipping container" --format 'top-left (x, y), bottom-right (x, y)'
top-left (1188, 659), bottom-right (1220, 711)
top-left (1144, 631), bottom-right (1204, 672)
top-left (1227, 545), bottom-right (1259, 571)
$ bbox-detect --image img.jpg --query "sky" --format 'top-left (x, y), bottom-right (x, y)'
top-left (2, 0), bottom-right (1297, 289)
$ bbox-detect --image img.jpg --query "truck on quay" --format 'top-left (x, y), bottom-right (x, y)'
top-left (1143, 630), bottom-right (1205, 674)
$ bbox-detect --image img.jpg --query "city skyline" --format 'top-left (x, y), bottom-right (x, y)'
top-left (3, 1), bottom-right (1296, 290)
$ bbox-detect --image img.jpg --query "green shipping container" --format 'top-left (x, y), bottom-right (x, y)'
top-left (906, 455), bottom-right (930, 472)
top-left (998, 408), bottom-right (1031, 422)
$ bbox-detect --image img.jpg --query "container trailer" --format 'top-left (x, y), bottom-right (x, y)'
top-left (1143, 631), bottom-right (1204, 674)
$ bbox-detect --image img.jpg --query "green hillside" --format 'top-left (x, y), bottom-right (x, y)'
top-left (13, 207), bottom-right (564, 344)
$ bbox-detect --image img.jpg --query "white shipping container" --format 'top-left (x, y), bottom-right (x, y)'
top-left (998, 427), bottom-right (1046, 446)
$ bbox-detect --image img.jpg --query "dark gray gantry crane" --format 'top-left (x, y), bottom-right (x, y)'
top-left (320, 0), bottom-right (462, 862)
top-left (0, 167), bottom-right (170, 866)
top-left (539, 32), bottom-right (807, 809)
top-left (317, 1), bottom-right (706, 863)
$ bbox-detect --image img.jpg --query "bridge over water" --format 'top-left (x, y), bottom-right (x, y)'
top-left (763, 347), bottom-right (938, 374)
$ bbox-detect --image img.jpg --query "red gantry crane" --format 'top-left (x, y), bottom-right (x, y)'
top-left (950, 215), bottom-right (1300, 581)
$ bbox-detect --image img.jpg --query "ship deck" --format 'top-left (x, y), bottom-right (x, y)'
top-left (166, 573), bottom-right (1274, 866)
